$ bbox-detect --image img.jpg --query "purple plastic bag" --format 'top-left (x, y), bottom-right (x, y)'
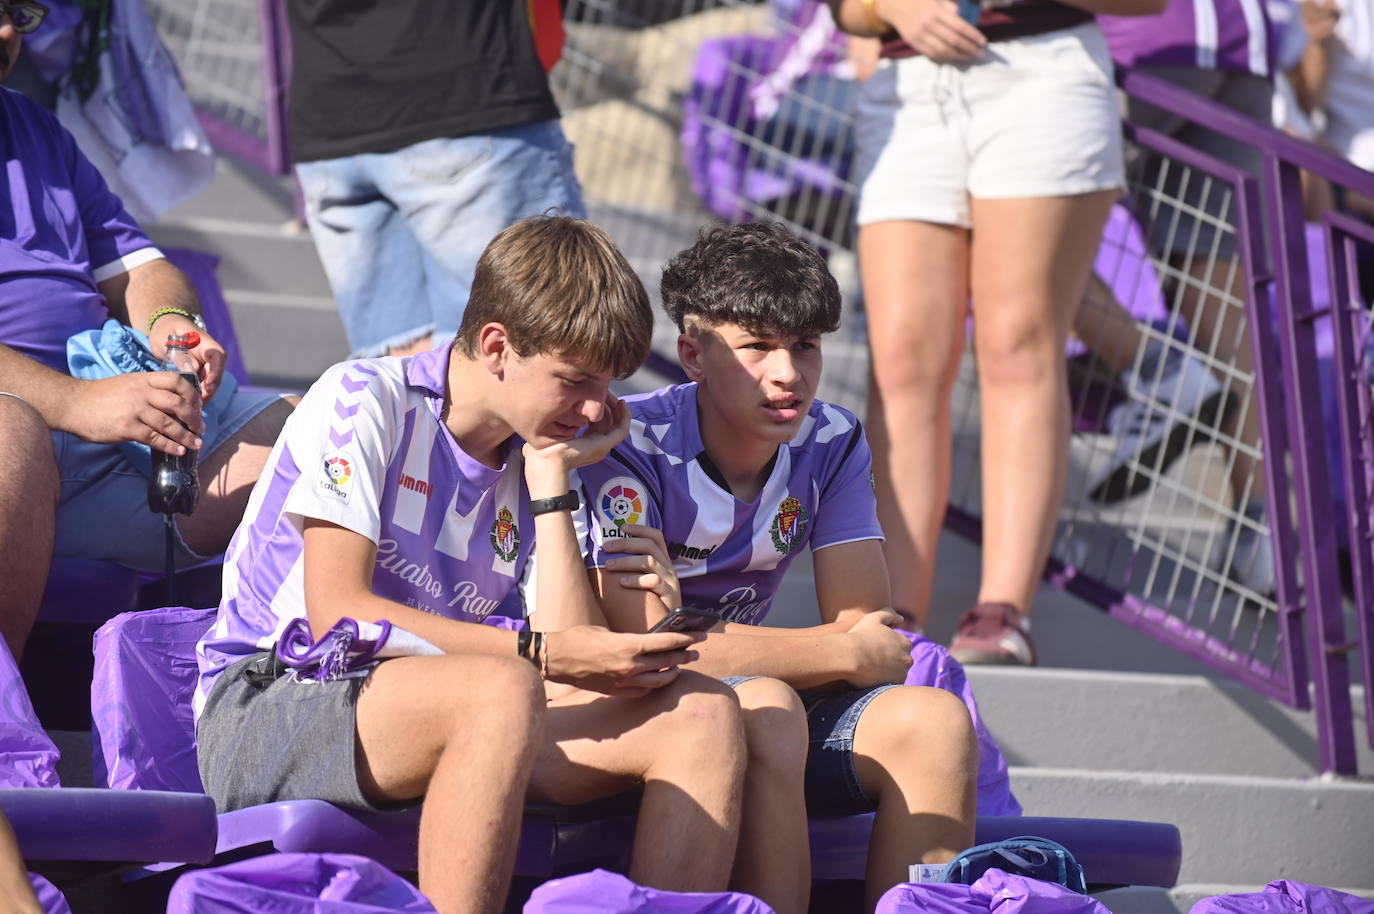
top-left (524, 869), bottom-right (776, 914)
top-left (91, 607), bottom-right (216, 792)
top-left (1189, 880), bottom-right (1374, 914)
top-left (31, 872), bottom-right (72, 914)
top-left (877, 869), bottom-right (1110, 914)
top-left (166, 853), bottom-right (437, 913)
top-left (0, 638), bottom-right (60, 788)
top-left (900, 631), bottom-right (1021, 817)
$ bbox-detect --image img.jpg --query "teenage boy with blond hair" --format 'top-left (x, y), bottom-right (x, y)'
top-left (577, 222), bottom-right (980, 912)
top-left (195, 216), bottom-right (748, 914)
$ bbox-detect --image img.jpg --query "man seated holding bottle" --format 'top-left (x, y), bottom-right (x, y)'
top-left (0, 0), bottom-right (292, 658)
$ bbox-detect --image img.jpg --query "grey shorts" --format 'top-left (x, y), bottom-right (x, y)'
top-left (196, 652), bottom-right (395, 815)
top-left (723, 676), bottom-right (900, 818)
top-left (1124, 67), bottom-right (1274, 259)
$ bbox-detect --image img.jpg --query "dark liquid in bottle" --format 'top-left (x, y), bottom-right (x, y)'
top-left (147, 370), bottom-right (200, 516)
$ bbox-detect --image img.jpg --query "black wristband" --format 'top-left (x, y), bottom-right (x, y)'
top-left (529, 490), bottom-right (580, 516)
top-left (517, 627), bottom-right (533, 662)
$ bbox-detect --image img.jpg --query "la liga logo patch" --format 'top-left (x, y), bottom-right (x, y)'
top-left (320, 453), bottom-right (352, 501)
top-left (597, 477), bottom-right (644, 529)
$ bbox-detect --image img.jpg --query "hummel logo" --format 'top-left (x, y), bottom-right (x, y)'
top-left (397, 472), bottom-right (433, 498)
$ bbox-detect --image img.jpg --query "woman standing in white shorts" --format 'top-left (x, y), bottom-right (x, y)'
top-left (831, 0), bottom-right (1165, 663)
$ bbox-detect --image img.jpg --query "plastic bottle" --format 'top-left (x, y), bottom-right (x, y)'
top-left (147, 331), bottom-right (201, 516)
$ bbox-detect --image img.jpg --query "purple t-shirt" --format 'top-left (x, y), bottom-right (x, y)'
top-left (1099, 1), bottom-right (1274, 78)
top-left (195, 344), bottom-right (535, 716)
top-left (575, 384), bottom-right (883, 625)
top-left (0, 88), bottom-right (161, 371)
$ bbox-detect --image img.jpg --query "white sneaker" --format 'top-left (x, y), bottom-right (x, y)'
top-left (1088, 341), bottom-right (1228, 504)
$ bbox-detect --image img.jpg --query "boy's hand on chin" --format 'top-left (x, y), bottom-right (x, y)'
top-left (522, 395), bottom-right (631, 483)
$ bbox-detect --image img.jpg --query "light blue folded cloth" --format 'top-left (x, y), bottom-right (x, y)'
top-left (66, 318), bottom-right (240, 476)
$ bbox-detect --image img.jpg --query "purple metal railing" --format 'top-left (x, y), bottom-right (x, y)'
top-left (1323, 212), bottom-right (1374, 761)
top-left (1115, 70), bottom-right (1373, 774)
top-left (942, 69), bottom-right (1373, 774)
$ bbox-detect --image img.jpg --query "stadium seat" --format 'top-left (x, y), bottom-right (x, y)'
top-left (0, 787), bottom-right (217, 866)
top-left (92, 606), bottom-right (1183, 890)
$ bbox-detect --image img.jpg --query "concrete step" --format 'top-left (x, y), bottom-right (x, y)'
top-left (1098, 884), bottom-right (1374, 914)
top-left (1011, 767), bottom-right (1374, 890)
top-left (146, 220), bottom-right (333, 303)
top-left (157, 158), bottom-right (299, 228)
top-left (968, 667), bottom-right (1374, 778)
top-left (220, 293), bottom-right (349, 391)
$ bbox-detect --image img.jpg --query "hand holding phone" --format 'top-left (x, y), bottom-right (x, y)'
top-left (647, 608), bottom-right (720, 634)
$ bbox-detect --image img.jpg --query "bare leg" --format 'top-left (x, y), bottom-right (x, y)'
top-left (0, 396), bottom-right (57, 658)
top-left (355, 654), bottom-right (546, 914)
top-left (970, 191), bottom-right (1117, 614)
top-left (179, 396), bottom-right (296, 557)
top-left (731, 677), bottom-right (809, 914)
top-left (852, 686), bottom-right (978, 912)
top-left (0, 811), bottom-right (42, 914)
top-left (860, 221), bottom-right (971, 631)
top-left (532, 671), bottom-right (745, 892)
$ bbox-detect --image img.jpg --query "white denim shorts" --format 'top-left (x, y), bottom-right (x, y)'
top-left (854, 22), bottom-right (1125, 229)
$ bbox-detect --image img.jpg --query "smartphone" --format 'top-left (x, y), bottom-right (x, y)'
top-left (647, 608), bottom-right (720, 634)
top-left (956, 0), bottom-right (980, 25)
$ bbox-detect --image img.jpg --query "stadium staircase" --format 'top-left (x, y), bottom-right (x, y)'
top-left (39, 157), bottom-right (1373, 913)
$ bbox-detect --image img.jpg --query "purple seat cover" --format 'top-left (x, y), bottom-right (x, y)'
top-left (902, 631), bottom-right (1021, 817)
top-left (30, 872), bottom-right (72, 914)
top-left (166, 853), bottom-right (436, 913)
top-left (91, 607), bottom-right (215, 792)
top-left (524, 868), bottom-right (776, 914)
top-left (0, 639), bottom-right (59, 788)
top-left (877, 868), bottom-right (1112, 914)
top-left (1189, 880), bottom-right (1374, 914)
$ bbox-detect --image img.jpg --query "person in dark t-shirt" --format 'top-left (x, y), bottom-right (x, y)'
top-left (288, 0), bottom-right (585, 360)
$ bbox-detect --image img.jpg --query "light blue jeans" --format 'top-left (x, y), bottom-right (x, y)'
top-left (296, 120), bottom-right (586, 357)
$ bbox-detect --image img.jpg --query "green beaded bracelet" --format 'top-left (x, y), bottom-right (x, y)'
top-left (146, 307), bottom-right (206, 335)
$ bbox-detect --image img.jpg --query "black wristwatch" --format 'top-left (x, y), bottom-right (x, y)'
top-left (529, 490), bottom-right (580, 516)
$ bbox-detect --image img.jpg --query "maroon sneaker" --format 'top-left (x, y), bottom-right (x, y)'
top-left (949, 603), bottom-right (1036, 666)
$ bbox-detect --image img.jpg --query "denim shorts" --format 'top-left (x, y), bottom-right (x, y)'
top-left (296, 120), bottom-right (586, 357)
top-left (723, 676), bottom-right (901, 817)
top-left (51, 385), bottom-right (282, 571)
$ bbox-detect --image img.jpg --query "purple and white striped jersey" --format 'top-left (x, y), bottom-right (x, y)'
top-left (194, 344), bottom-right (533, 718)
top-left (575, 384), bottom-right (884, 626)
top-left (1099, 1), bottom-right (1274, 78)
